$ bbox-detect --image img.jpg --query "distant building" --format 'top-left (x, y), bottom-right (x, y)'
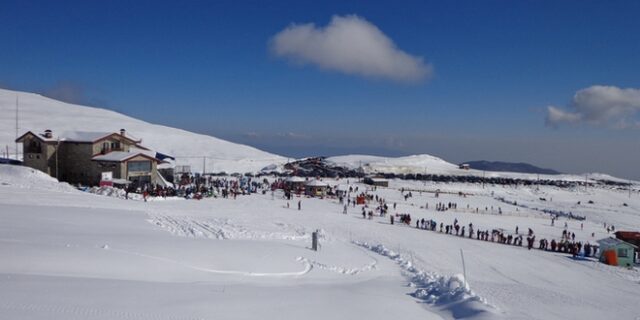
top-left (459, 163), bottom-right (470, 170)
top-left (615, 231), bottom-right (640, 263)
top-left (364, 176), bottom-right (389, 187)
top-left (285, 176), bottom-right (307, 193)
top-left (305, 179), bottom-right (328, 197)
top-left (16, 129), bottom-right (170, 187)
top-left (597, 237), bottom-right (638, 267)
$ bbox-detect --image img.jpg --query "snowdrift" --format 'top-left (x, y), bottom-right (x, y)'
top-left (0, 164), bottom-right (77, 192)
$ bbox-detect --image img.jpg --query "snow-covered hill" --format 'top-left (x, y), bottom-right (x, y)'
top-left (0, 87), bottom-right (633, 183)
top-left (327, 154), bottom-right (634, 184)
top-left (0, 88), bottom-right (286, 173)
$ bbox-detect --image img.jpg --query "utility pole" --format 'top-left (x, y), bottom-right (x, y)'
top-left (203, 156), bottom-right (206, 175)
top-left (423, 167), bottom-right (427, 186)
top-left (15, 95), bottom-right (19, 160)
top-left (56, 138), bottom-right (60, 180)
top-left (482, 171), bottom-right (485, 189)
top-left (460, 249), bottom-right (467, 288)
top-left (585, 174), bottom-right (588, 192)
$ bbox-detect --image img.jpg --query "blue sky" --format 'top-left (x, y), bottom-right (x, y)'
top-left (1, 1), bottom-right (640, 178)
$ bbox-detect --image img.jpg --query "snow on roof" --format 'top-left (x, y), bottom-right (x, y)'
top-left (305, 180), bottom-right (328, 187)
top-left (286, 176), bottom-right (306, 183)
top-left (19, 130), bottom-right (141, 143)
top-left (60, 131), bottom-right (114, 142)
top-left (92, 151), bottom-right (156, 162)
top-left (597, 237), bottom-right (638, 249)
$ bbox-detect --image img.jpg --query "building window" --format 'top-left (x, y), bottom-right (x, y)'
top-left (101, 142), bottom-right (109, 154)
top-left (26, 140), bottom-right (42, 153)
top-left (127, 161), bottom-right (151, 172)
top-left (618, 248), bottom-right (628, 258)
top-left (111, 141), bottom-right (121, 150)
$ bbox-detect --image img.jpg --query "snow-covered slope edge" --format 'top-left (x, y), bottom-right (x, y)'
top-left (0, 88), bottom-right (286, 173)
top-left (0, 164), bottom-right (77, 192)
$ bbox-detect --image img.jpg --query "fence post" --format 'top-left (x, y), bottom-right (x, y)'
top-left (312, 230), bottom-right (318, 251)
top-left (460, 249), bottom-right (467, 288)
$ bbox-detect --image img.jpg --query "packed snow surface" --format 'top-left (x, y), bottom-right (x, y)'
top-left (1, 164), bottom-right (640, 319)
top-left (0, 88), bottom-right (286, 173)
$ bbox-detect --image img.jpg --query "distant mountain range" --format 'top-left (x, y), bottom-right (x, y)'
top-left (461, 160), bottom-right (562, 175)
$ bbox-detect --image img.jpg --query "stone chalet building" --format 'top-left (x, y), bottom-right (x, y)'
top-left (15, 129), bottom-right (171, 187)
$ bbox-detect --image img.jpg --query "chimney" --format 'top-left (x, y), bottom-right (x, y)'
top-left (44, 129), bottom-right (52, 139)
top-left (120, 128), bottom-right (126, 136)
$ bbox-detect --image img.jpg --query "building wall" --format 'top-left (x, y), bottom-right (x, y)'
top-left (45, 143), bottom-right (58, 178)
top-left (59, 143), bottom-right (102, 185)
top-left (92, 135), bottom-right (135, 155)
top-left (124, 155), bottom-right (159, 186)
top-left (615, 244), bottom-right (636, 266)
top-left (601, 243), bottom-right (636, 267)
top-left (20, 134), bottom-right (60, 178)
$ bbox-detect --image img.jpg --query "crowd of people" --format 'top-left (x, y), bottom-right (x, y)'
top-left (398, 213), bottom-right (602, 257)
top-left (117, 174), bottom-right (616, 262)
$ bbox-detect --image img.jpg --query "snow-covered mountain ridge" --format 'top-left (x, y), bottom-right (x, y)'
top-left (0, 87), bottom-right (633, 183)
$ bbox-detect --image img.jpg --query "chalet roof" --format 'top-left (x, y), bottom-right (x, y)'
top-left (615, 231), bottom-right (640, 241)
top-left (305, 179), bottom-right (328, 187)
top-left (285, 176), bottom-right (306, 183)
top-left (92, 151), bottom-right (159, 163)
top-left (16, 130), bottom-right (141, 144)
top-left (597, 237), bottom-right (638, 249)
top-left (63, 131), bottom-right (117, 142)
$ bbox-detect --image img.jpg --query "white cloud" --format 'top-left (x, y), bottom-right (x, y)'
top-left (545, 106), bottom-right (582, 127)
top-left (277, 132), bottom-right (310, 139)
top-left (270, 15), bottom-right (432, 82)
top-left (545, 85), bottom-right (640, 128)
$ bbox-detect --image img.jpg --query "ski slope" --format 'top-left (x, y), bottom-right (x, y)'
top-left (1, 164), bottom-right (639, 319)
top-left (0, 88), bottom-right (286, 174)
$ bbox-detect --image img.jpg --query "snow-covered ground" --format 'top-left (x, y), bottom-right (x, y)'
top-left (0, 88), bottom-right (286, 173)
top-left (1, 164), bottom-right (639, 320)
